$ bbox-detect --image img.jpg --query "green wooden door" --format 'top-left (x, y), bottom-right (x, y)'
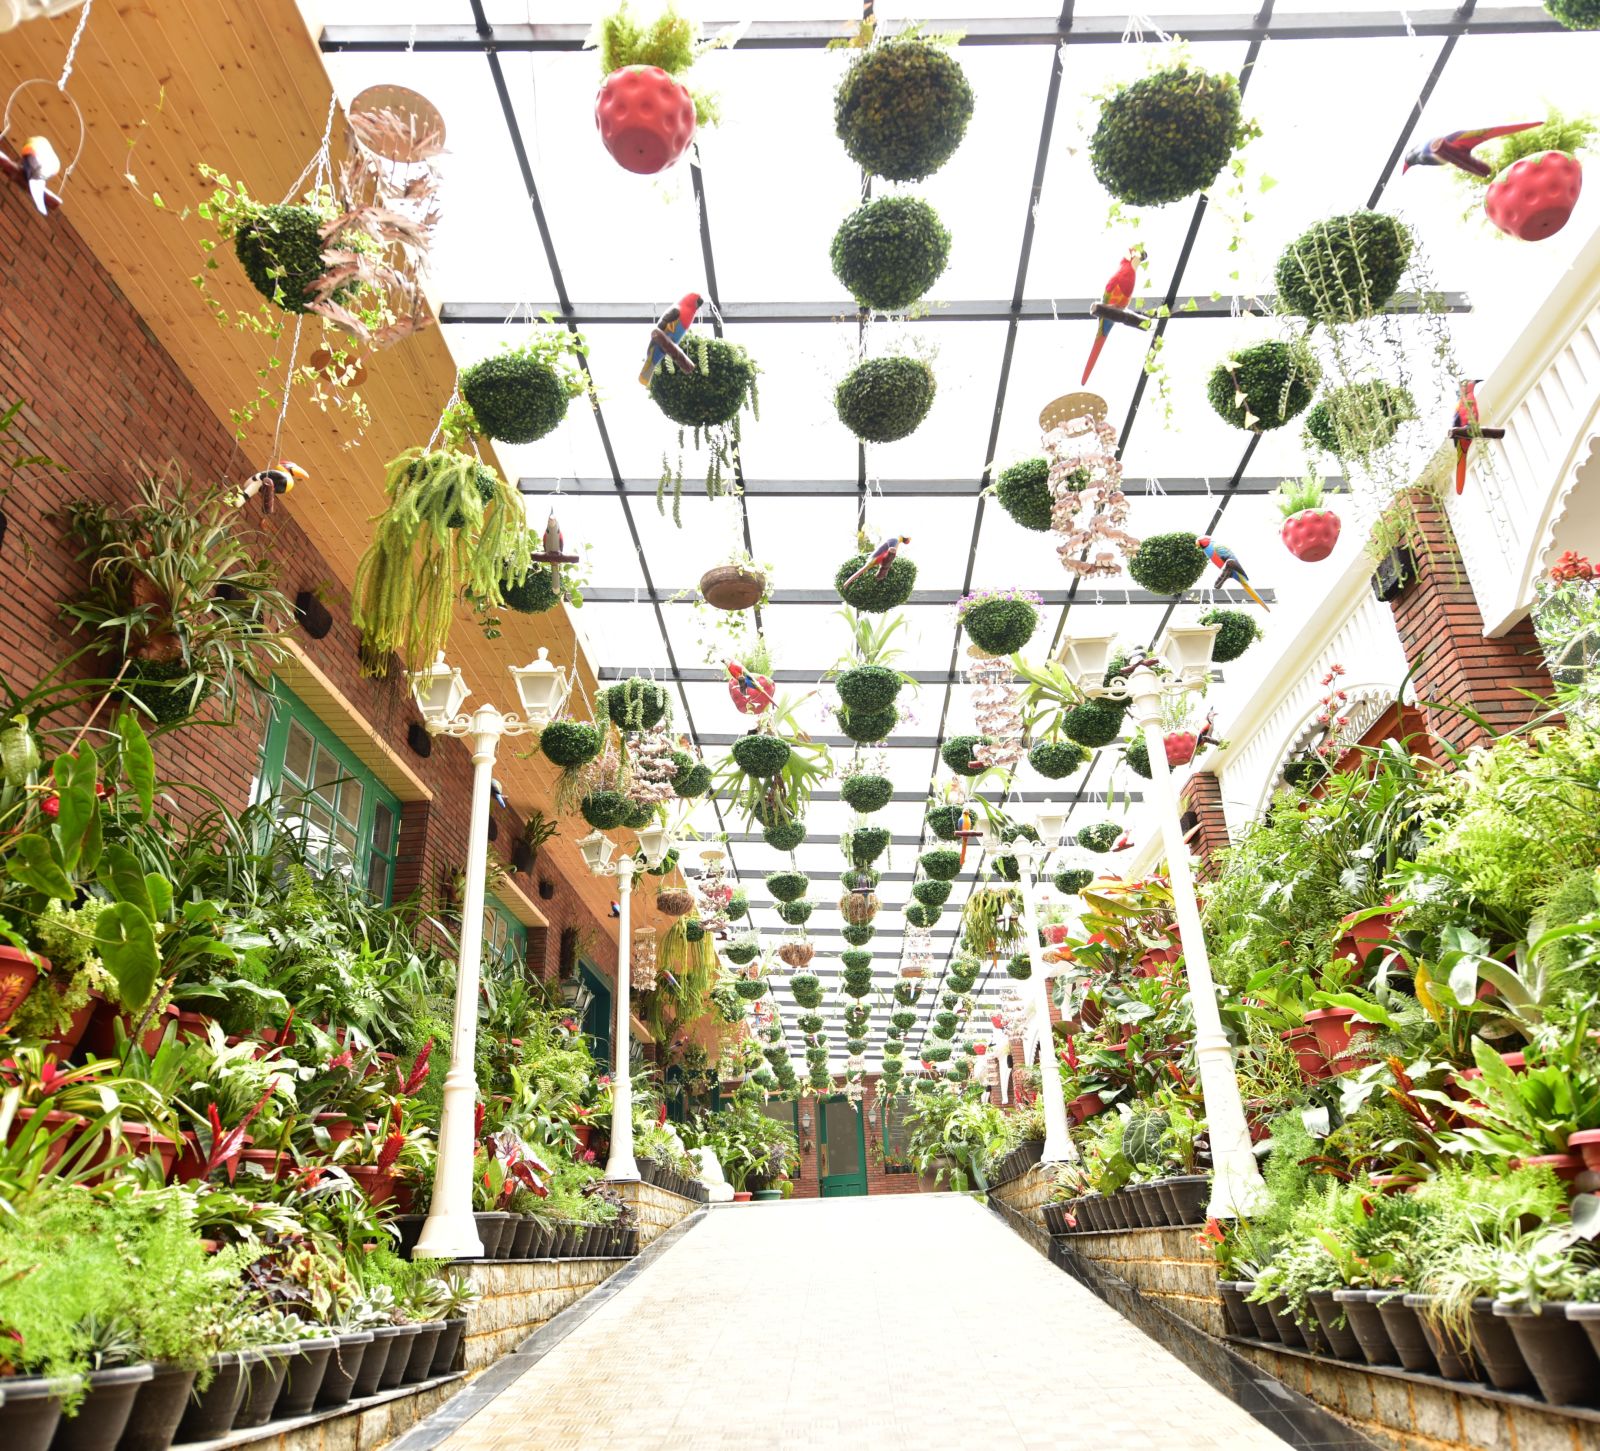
top-left (819, 1096), bottom-right (868, 1198)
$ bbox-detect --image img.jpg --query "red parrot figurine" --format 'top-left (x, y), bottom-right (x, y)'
top-left (1451, 379), bottom-right (1482, 494)
top-left (725, 660), bottom-right (776, 716)
top-left (639, 292), bottom-right (704, 385)
top-left (1403, 123), bottom-right (1540, 178)
top-left (842, 535), bottom-right (909, 588)
top-left (1082, 250), bottom-right (1142, 385)
top-left (1196, 536), bottom-right (1270, 612)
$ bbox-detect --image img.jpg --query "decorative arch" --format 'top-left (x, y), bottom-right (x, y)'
top-left (1253, 683), bottom-right (1399, 819)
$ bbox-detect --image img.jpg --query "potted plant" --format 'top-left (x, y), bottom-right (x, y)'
top-left (1197, 607), bottom-right (1260, 663)
top-left (835, 356), bottom-right (936, 443)
top-left (1457, 111), bottom-right (1596, 241)
top-left (991, 456), bottom-right (1054, 532)
top-left (1207, 341), bottom-right (1320, 433)
top-left (840, 768), bottom-right (894, 814)
top-left (1271, 474), bottom-right (1344, 564)
top-left (451, 329), bottom-right (588, 446)
top-left (831, 195), bottom-right (951, 312)
top-left (1275, 212), bottom-right (1414, 323)
top-left (831, 609), bottom-right (917, 741)
top-left (833, 33), bottom-right (974, 181)
top-left (1304, 383), bottom-right (1416, 467)
top-left (956, 587), bottom-right (1042, 657)
top-left (699, 549), bottom-right (768, 612)
top-left (651, 335), bottom-right (760, 524)
top-left (593, 3), bottom-right (719, 174)
top-left (834, 538), bottom-right (917, 612)
top-left (1076, 822), bottom-right (1120, 854)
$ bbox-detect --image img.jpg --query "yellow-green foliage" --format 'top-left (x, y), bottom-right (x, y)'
top-left (597, 4), bottom-right (721, 126)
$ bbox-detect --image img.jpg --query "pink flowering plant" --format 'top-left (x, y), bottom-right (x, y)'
top-left (956, 587), bottom-right (1044, 657)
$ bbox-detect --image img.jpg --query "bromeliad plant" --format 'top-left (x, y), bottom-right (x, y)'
top-left (830, 609), bottom-right (917, 744)
top-left (714, 693), bottom-right (832, 832)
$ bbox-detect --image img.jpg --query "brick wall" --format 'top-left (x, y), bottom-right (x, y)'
top-left (1386, 493), bottom-right (1556, 752)
top-left (1179, 771), bottom-right (1231, 878)
top-left (0, 167), bottom-right (617, 994)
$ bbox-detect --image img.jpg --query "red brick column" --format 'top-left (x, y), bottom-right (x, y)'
top-left (1386, 494), bottom-right (1555, 752)
top-left (1179, 770), bottom-right (1230, 877)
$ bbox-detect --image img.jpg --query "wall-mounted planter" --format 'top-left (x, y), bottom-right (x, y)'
top-left (1369, 545), bottom-right (1415, 603)
top-left (294, 589), bottom-right (334, 639)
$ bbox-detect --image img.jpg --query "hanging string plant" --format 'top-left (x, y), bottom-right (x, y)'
top-left (831, 26), bottom-right (975, 182)
top-left (444, 327), bottom-right (591, 447)
top-left (1274, 212), bottom-right (1414, 326)
top-left (830, 195), bottom-right (952, 314)
top-left (1303, 380), bottom-right (1417, 466)
top-left (650, 335), bottom-right (759, 526)
top-left (961, 886), bottom-right (1024, 960)
top-left (351, 448), bottom-right (533, 673)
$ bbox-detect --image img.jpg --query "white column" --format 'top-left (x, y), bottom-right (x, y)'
top-left (604, 857), bottom-right (640, 1181)
top-left (415, 704), bottom-right (502, 1259)
top-left (1016, 843), bottom-right (1077, 1164)
top-left (1128, 666), bottom-right (1266, 1218)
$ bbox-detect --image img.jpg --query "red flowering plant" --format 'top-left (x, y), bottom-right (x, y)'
top-left (1535, 551), bottom-right (1600, 698)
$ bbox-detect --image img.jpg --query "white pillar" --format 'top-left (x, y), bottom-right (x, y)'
top-left (1127, 666), bottom-right (1266, 1218)
top-left (415, 704), bottom-right (502, 1259)
top-left (1016, 843), bottom-right (1077, 1164)
top-left (604, 857), bottom-right (640, 1181)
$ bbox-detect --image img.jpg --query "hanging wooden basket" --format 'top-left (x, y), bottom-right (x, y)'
top-left (656, 888), bottom-right (693, 917)
top-left (777, 942), bottom-right (813, 969)
top-left (699, 565), bottom-right (766, 612)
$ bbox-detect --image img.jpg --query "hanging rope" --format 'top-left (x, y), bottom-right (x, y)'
top-left (268, 313), bottom-right (305, 462)
top-left (57, 0), bottom-right (92, 90)
top-left (279, 91), bottom-right (340, 206)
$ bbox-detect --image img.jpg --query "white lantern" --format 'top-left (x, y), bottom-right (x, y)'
top-left (1033, 802), bottom-right (1068, 850)
top-left (1159, 622), bottom-right (1221, 683)
top-left (411, 652), bottom-right (470, 725)
top-left (576, 831), bottom-right (616, 873)
top-left (509, 647), bottom-right (570, 724)
top-left (636, 821), bottom-right (670, 869)
top-left (1058, 634), bottom-right (1117, 694)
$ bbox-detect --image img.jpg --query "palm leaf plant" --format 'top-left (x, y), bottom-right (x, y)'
top-left (830, 609), bottom-right (917, 741)
top-left (714, 693), bottom-right (831, 830)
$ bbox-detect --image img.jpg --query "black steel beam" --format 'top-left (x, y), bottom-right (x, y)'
top-left (444, 292), bottom-right (1466, 326)
top-left (521, 474), bottom-right (1299, 498)
top-left (322, 9), bottom-right (1563, 53)
top-left (581, 586), bottom-right (1273, 606)
top-left (600, 664), bottom-right (1222, 690)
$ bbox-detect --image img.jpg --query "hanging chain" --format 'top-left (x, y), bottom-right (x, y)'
top-left (57, 0), bottom-right (93, 90)
top-left (269, 313), bottom-right (305, 462)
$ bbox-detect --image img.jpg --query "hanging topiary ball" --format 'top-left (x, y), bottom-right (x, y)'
top-left (671, 753), bottom-right (713, 798)
top-left (1129, 532), bottom-right (1208, 596)
top-left (501, 563), bottom-right (562, 615)
top-left (1077, 821), bottom-right (1121, 853)
top-left (907, 901), bottom-right (942, 928)
top-left (925, 804), bottom-right (963, 840)
top-left (1006, 953), bottom-right (1032, 981)
top-left (1123, 733), bottom-right (1152, 780)
top-left (841, 773), bottom-right (894, 813)
top-left (1054, 867), bottom-right (1095, 895)
top-left (993, 457), bottom-right (1053, 532)
top-left (835, 550), bottom-right (917, 612)
top-left (842, 921), bottom-right (876, 947)
top-left (731, 733), bottom-right (791, 778)
top-left (1061, 697), bottom-right (1126, 749)
top-left (831, 195), bottom-right (952, 313)
top-left (1208, 341), bottom-right (1320, 432)
top-left (600, 678), bottom-right (671, 733)
top-left (958, 589), bottom-right (1041, 656)
top-left (233, 204), bottom-right (333, 313)
top-left (849, 826), bottom-right (892, 866)
top-left (834, 37), bottom-right (975, 182)
top-left (836, 663), bottom-right (903, 714)
top-left (941, 735), bottom-right (989, 776)
top-left (1199, 608), bottom-right (1260, 664)
top-left (836, 703), bottom-right (899, 744)
top-left (777, 900), bottom-right (815, 926)
top-left (1274, 212), bottom-right (1414, 324)
top-left (581, 790), bottom-right (632, 830)
top-left (540, 720), bottom-right (603, 768)
top-left (763, 818), bottom-right (808, 852)
top-left (919, 848), bottom-right (962, 882)
top-left (835, 357), bottom-right (936, 444)
top-left (1029, 739), bottom-right (1088, 779)
top-left (1089, 64), bottom-right (1249, 208)
top-left (1303, 381), bottom-right (1416, 462)
top-left (912, 878), bottom-right (952, 908)
top-left (460, 349), bottom-right (574, 445)
top-left (766, 870), bottom-right (810, 904)
top-left (649, 336), bottom-right (759, 429)
top-left (1545, 0), bottom-right (1600, 24)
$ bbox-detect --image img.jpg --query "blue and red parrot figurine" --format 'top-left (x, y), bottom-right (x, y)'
top-left (842, 535), bottom-right (910, 588)
top-left (1451, 379), bottom-right (1482, 495)
top-left (639, 291), bottom-right (704, 386)
top-left (1082, 250), bottom-right (1143, 385)
top-left (237, 460), bottom-right (307, 514)
top-left (18, 136), bottom-right (59, 215)
top-left (725, 660), bottom-right (776, 716)
top-left (1403, 122), bottom-right (1540, 178)
top-left (1196, 536), bottom-right (1270, 612)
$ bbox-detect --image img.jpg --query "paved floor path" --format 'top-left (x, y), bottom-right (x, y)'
top-left (434, 1194), bottom-right (1286, 1451)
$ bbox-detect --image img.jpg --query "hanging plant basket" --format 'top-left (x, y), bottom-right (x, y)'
top-left (791, 973), bottom-right (824, 1009)
top-left (121, 660), bottom-right (211, 725)
top-left (1077, 822), bottom-right (1120, 853)
top-left (656, 888), bottom-right (694, 917)
top-left (1280, 507), bottom-right (1343, 563)
top-left (777, 942), bottom-right (814, 969)
top-left (1089, 64), bottom-right (1249, 207)
top-left (1304, 382), bottom-right (1415, 463)
top-left (541, 721), bottom-right (603, 769)
top-left (671, 754), bottom-right (713, 797)
top-left (777, 900), bottom-right (814, 926)
top-left (1129, 532), bottom-right (1208, 596)
top-left (601, 678), bottom-right (671, 733)
top-left (941, 735), bottom-right (989, 777)
top-left (766, 871), bottom-right (810, 904)
top-left (595, 64), bottom-right (697, 174)
top-left (731, 733), bottom-right (791, 778)
top-left (582, 790), bottom-right (632, 831)
top-left (1485, 150), bottom-right (1584, 239)
top-left (925, 804), bottom-right (963, 840)
top-left (834, 550), bottom-right (917, 613)
top-left (1029, 739), bottom-right (1088, 779)
top-left (733, 976), bottom-right (769, 1001)
top-left (1208, 342), bottom-right (1319, 433)
top-left (912, 879), bottom-right (952, 908)
top-left (699, 564), bottom-right (767, 611)
top-left (958, 590), bottom-right (1040, 656)
top-left (836, 703), bottom-right (899, 744)
top-left (459, 349), bottom-right (574, 445)
top-left (848, 826), bottom-right (891, 866)
top-left (839, 892), bottom-right (880, 925)
top-left (1006, 953), bottom-right (1032, 981)
top-left (763, 818), bottom-right (808, 852)
top-left (836, 664), bottom-right (903, 714)
top-left (841, 773), bottom-right (894, 813)
top-left (992, 457), bottom-right (1054, 532)
top-left (833, 37), bottom-right (975, 182)
top-left (1198, 608), bottom-right (1260, 662)
top-left (842, 966), bottom-right (875, 998)
top-left (233, 203), bottom-right (335, 313)
top-left (892, 981), bottom-right (922, 1007)
top-left (919, 848), bottom-right (962, 882)
top-left (1061, 697), bottom-right (1125, 748)
top-left (906, 902), bottom-right (942, 929)
top-left (502, 563), bottom-right (565, 615)
top-left (842, 921), bottom-right (875, 946)
top-left (1054, 868), bottom-right (1095, 895)
top-left (1274, 212), bottom-right (1413, 323)
top-left (830, 195), bottom-right (952, 312)
top-left (725, 936), bottom-right (760, 966)
top-left (834, 357), bottom-right (936, 444)
top-left (651, 336), bottom-right (758, 430)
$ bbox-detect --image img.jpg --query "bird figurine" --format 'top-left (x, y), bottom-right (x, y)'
top-left (1111, 831), bottom-right (1135, 853)
top-left (1402, 122), bottom-right (1540, 178)
top-left (1451, 379), bottom-right (1482, 494)
top-left (841, 535), bottom-right (909, 589)
top-left (1082, 249), bottom-right (1143, 385)
top-left (1196, 536), bottom-right (1270, 611)
top-left (17, 136), bottom-right (59, 215)
top-left (1195, 709), bottom-right (1220, 755)
top-left (725, 660), bottom-right (776, 717)
top-left (542, 512), bottom-right (564, 578)
top-left (639, 291), bottom-right (704, 386)
top-left (491, 778), bottom-right (509, 809)
top-left (236, 460), bottom-right (307, 514)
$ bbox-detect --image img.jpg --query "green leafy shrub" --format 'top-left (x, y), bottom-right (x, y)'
top-left (672, 756), bottom-right (713, 797)
top-left (959, 589), bottom-right (1041, 655)
top-left (1029, 739), bottom-right (1088, 778)
top-left (580, 791), bottom-right (630, 831)
top-left (1208, 341), bottom-right (1319, 432)
top-left (834, 38), bottom-right (975, 181)
top-left (831, 196), bottom-right (952, 312)
top-left (791, 973), bottom-right (824, 1009)
top-left (906, 901), bottom-right (942, 928)
top-left (1274, 212), bottom-right (1413, 323)
top-left (912, 879), bottom-right (952, 907)
top-left (836, 663), bottom-right (903, 714)
top-left (1130, 532), bottom-right (1208, 595)
top-left (766, 871), bottom-right (809, 903)
top-left (460, 345), bottom-right (580, 444)
top-left (501, 563), bottom-right (564, 614)
top-left (848, 826), bottom-right (891, 865)
top-left (601, 678), bottom-right (671, 732)
top-left (1199, 607), bottom-right (1260, 663)
top-left (1006, 953), bottom-right (1032, 980)
top-left (919, 848), bottom-right (962, 882)
top-left (777, 900), bottom-right (814, 925)
top-left (835, 357), bottom-right (936, 443)
top-left (1062, 698), bottom-right (1125, 748)
top-left (841, 773), bottom-right (893, 813)
top-left (1054, 867), bottom-right (1094, 894)
top-left (233, 203), bottom-right (332, 313)
top-left (1089, 64), bottom-right (1248, 207)
top-left (1123, 733), bottom-right (1152, 779)
top-left (925, 803), bottom-right (963, 839)
top-left (541, 721), bottom-right (603, 768)
top-left (994, 457), bottom-right (1053, 532)
top-left (1077, 822), bottom-right (1120, 853)
top-left (1304, 381), bottom-right (1416, 462)
top-left (763, 818), bottom-right (807, 852)
top-left (842, 921), bottom-right (876, 947)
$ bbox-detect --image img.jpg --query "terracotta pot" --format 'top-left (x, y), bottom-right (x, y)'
top-left (573, 1123), bottom-right (593, 1150)
top-left (1280, 1025), bottom-right (1326, 1081)
top-left (1336, 909), bottom-right (1398, 970)
top-left (42, 990), bottom-right (99, 1062)
top-left (117, 1123), bottom-right (179, 1182)
top-left (0, 945), bottom-right (43, 1031)
top-left (1304, 1006), bottom-right (1362, 1064)
top-left (698, 564), bottom-right (766, 612)
top-left (238, 1146), bottom-right (294, 1181)
top-left (733, 1190), bottom-right (753, 1202)
top-left (1484, 150), bottom-right (1583, 242)
top-left (346, 1162), bottom-right (398, 1204)
top-left (172, 1128), bottom-right (249, 1184)
top-left (1511, 1152), bottom-right (1584, 1186)
top-left (81, 1000), bottom-right (179, 1059)
top-left (314, 1110), bottom-right (357, 1143)
top-left (596, 65), bottom-right (697, 175)
top-left (9, 1106), bottom-right (80, 1171)
top-left (1566, 1128), bottom-right (1600, 1175)
top-left (173, 1010), bottom-right (211, 1043)
top-left (1281, 507), bottom-right (1341, 563)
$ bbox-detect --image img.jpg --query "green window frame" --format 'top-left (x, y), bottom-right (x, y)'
top-left (256, 682), bottom-right (402, 904)
top-left (880, 1094), bottom-right (914, 1174)
top-left (580, 962), bottom-right (612, 1071)
top-left (482, 896), bottom-right (528, 975)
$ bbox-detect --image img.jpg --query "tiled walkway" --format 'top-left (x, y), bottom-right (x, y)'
top-left (433, 1194), bottom-right (1288, 1450)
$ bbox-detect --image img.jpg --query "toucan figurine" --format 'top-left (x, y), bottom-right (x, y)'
top-left (1082, 249), bottom-right (1143, 385)
top-left (842, 536), bottom-right (909, 589)
top-left (725, 660), bottom-right (776, 716)
top-left (639, 292), bottom-right (704, 386)
top-left (1196, 536), bottom-right (1270, 611)
top-left (18, 136), bottom-right (59, 215)
top-left (1451, 379), bottom-right (1482, 494)
top-left (1403, 122), bottom-right (1540, 178)
top-left (237, 460), bottom-right (307, 514)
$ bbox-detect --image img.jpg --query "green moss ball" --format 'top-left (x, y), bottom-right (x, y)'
top-left (1029, 740), bottom-right (1089, 779)
top-left (1129, 532), bottom-right (1208, 596)
top-left (994, 457), bottom-right (1054, 532)
top-left (831, 195), bottom-right (952, 312)
top-left (834, 39), bottom-right (976, 182)
top-left (1199, 608), bottom-right (1260, 663)
top-left (1089, 65), bottom-right (1245, 207)
top-left (460, 350), bottom-right (571, 445)
top-left (1207, 341), bottom-right (1319, 433)
top-left (835, 357), bottom-right (936, 443)
top-left (835, 551), bottom-right (917, 612)
top-left (649, 337), bottom-right (757, 430)
top-left (1274, 212), bottom-right (1413, 324)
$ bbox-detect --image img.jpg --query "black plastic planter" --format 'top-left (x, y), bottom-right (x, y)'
top-left (1306, 1289), bottom-right (1362, 1361)
top-left (314, 1333), bottom-right (373, 1410)
top-left (1267, 1296), bottom-right (1306, 1349)
top-left (172, 1353), bottom-right (247, 1442)
top-left (392, 1213), bottom-right (427, 1258)
top-left (1163, 1175), bottom-right (1209, 1226)
top-left (1333, 1290), bottom-right (1401, 1367)
top-left (351, 1326), bottom-right (405, 1399)
top-left (401, 1323), bottom-right (446, 1386)
top-left (1217, 1282), bottom-right (1256, 1338)
top-left (1242, 1289), bottom-right (1280, 1343)
top-left (293, 590), bottom-right (333, 639)
top-left (277, 1338), bottom-right (338, 1417)
top-left (472, 1211), bottom-right (511, 1258)
top-left (0, 1375), bottom-right (66, 1451)
top-left (429, 1319), bottom-right (467, 1378)
top-left (51, 1364), bottom-right (154, 1451)
top-left (230, 1345), bottom-right (293, 1430)
top-left (115, 1364), bottom-right (197, 1451)
top-left (376, 1325), bottom-right (421, 1392)
top-left (622, 1228), bottom-right (640, 1256)
top-left (1369, 545), bottom-right (1415, 603)
top-left (1404, 1295), bottom-right (1479, 1382)
top-left (1375, 1295), bottom-right (1439, 1374)
top-left (1469, 1300), bottom-right (1534, 1391)
top-left (509, 1216), bottom-right (537, 1258)
top-left (1493, 1301), bottom-right (1600, 1406)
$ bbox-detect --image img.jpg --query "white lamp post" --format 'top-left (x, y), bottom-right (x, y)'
top-left (409, 651), bottom-right (571, 1259)
top-left (577, 819), bottom-right (671, 1181)
top-left (1060, 625), bottom-right (1267, 1218)
top-left (1006, 810), bottom-right (1077, 1165)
